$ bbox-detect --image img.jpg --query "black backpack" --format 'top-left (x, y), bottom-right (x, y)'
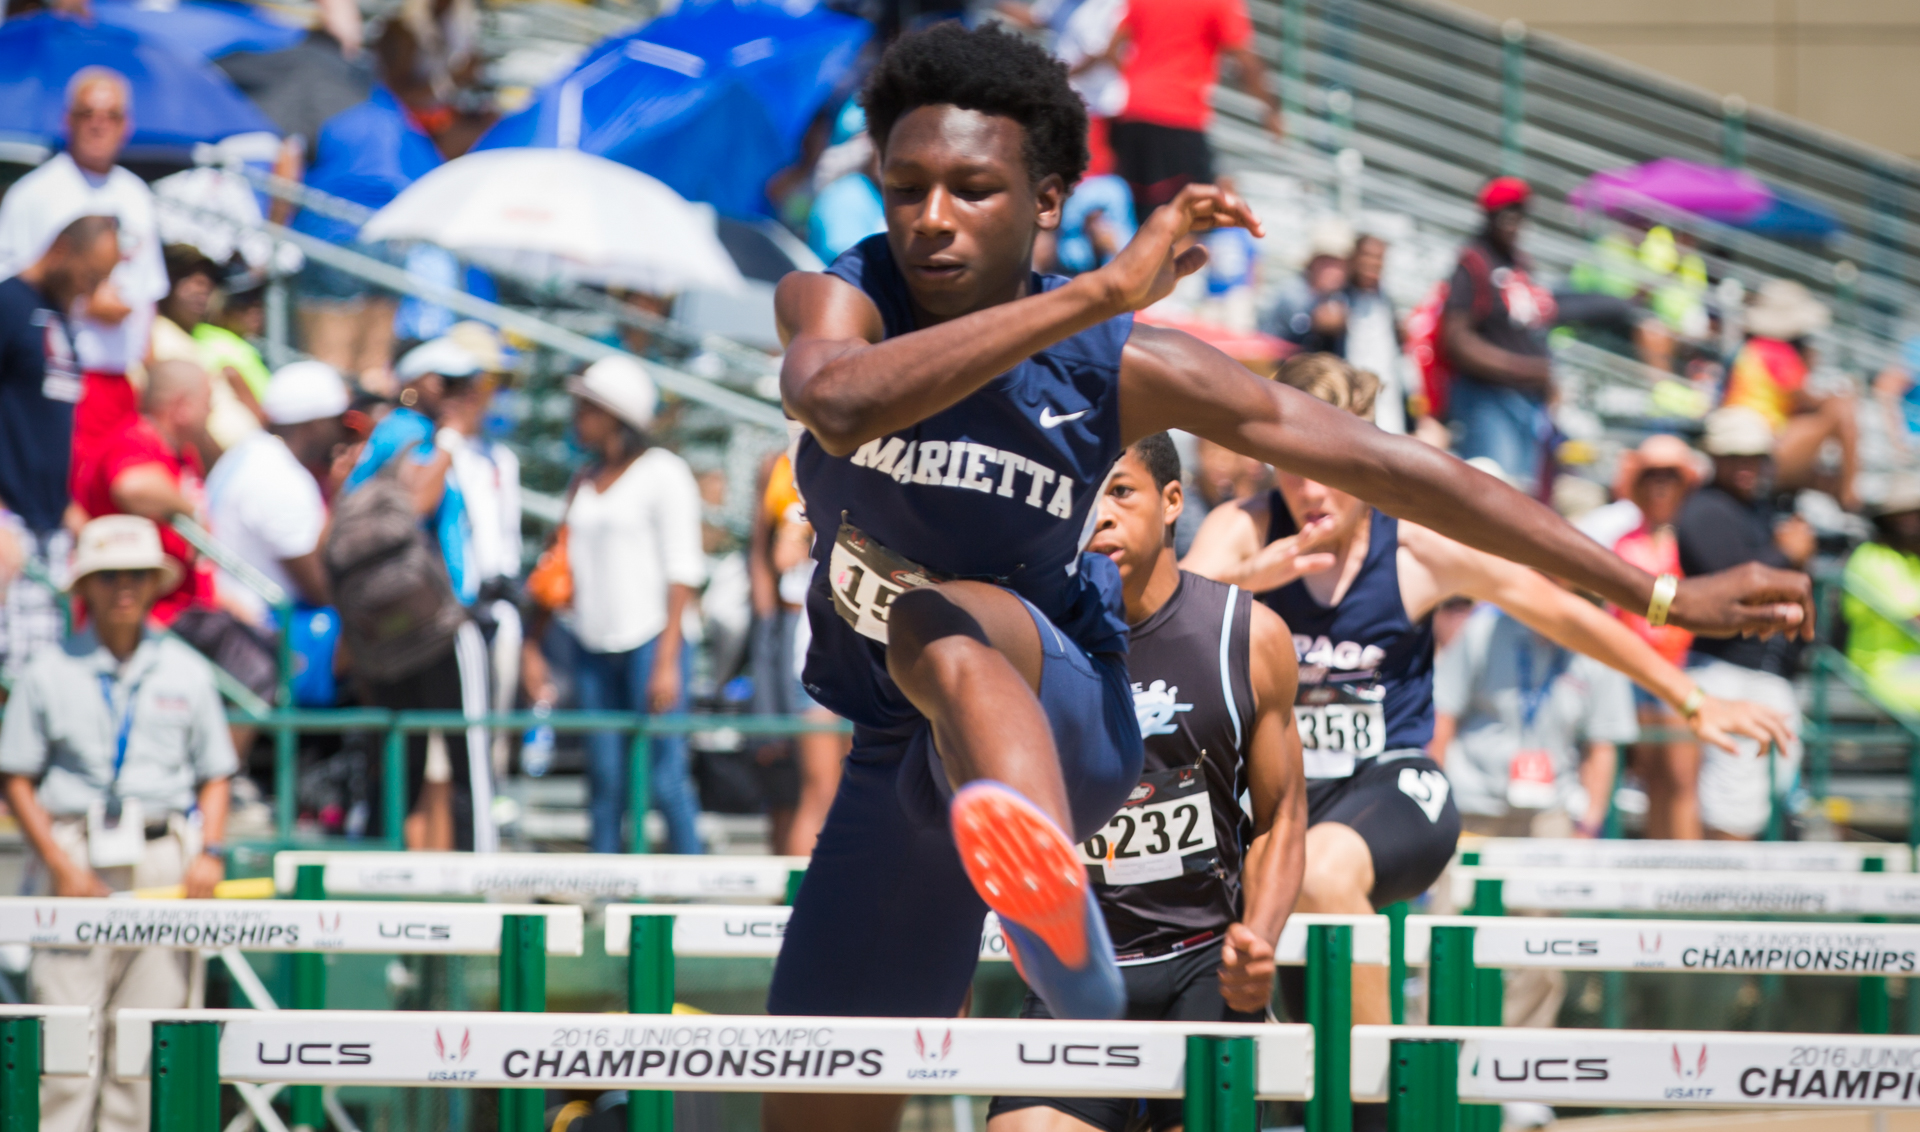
top-left (322, 469), bottom-right (466, 683)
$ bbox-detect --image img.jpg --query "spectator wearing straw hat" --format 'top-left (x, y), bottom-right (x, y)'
top-left (1843, 476), bottom-right (1920, 713)
top-left (1606, 434), bottom-right (1706, 840)
top-left (1723, 278), bottom-right (1860, 511)
top-left (1674, 407), bottom-right (1810, 840)
top-left (524, 356), bottom-right (706, 855)
top-left (0, 515), bottom-right (235, 1132)
top-left (1442, 176), bottom-right (1558, 493)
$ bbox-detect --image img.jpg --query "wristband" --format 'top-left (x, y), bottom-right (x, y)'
top-left (1680, 687), bottom-right (1705, 718)
top-left (434, 427), bottom-right (465, 454)
top-left (1646, 573), bottom-right (1679, 628)
top-left (200, 842), bottom-right (227, 862)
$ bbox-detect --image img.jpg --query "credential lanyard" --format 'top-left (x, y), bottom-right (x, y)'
top-left (96, 671), bottom-right (143, 816)
top-left (1510, 619), bottom-right (1571, 737)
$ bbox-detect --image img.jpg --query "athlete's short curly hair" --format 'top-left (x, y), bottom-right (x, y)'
top-left (861, 22), bottom-right (1089, 186)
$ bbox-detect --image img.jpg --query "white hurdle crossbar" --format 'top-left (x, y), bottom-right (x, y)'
top-left (1407, 914), bottom-right (1920, 975)
top-left (1459, 837), bottom-right (1913, 872)
top-left (1352, 1024), bottom-right (1920, 1109)
top-left (0, 897), bottom-right (584, 955)
top-left (603, 906), bottom-right (1390, 966)
top-left (1450, 867), bottom-right (1920, 916)
top-left (113, 1009), bottom-right (1315, 1100)
top-left (0, 1005), bottom-right (94, 1077)
top-left (272, 851), bottom-right (805, 902)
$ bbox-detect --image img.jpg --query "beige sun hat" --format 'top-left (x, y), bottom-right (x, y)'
top-left (1872, 475), bottom-right (1920, 519)
top-left (566, 355), bottom-right (658, 432)
top-left (67, 515), bottom-right (182, 592)
top-left (1702, 406), bottom-right (1776, 457)
top-left (1745, 278), bottom-right (1831, 342)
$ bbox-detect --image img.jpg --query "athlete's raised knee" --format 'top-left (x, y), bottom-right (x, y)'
top-left (888, 586), bottom-right (993, 658)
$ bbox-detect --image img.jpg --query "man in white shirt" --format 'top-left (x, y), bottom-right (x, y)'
top-left (204, 361), bottom-right (349, 630)
top-left (0, 68), bottom-right (171, 490)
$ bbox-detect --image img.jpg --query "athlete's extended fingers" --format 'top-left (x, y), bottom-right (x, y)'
top-left (1672, 565), bottom-right (1814, 641)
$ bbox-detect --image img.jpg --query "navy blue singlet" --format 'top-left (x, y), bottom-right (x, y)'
top-left (794, 234), bottom-right (1133, 730)
top-left (1260, 498), bottom-right (1435, 762)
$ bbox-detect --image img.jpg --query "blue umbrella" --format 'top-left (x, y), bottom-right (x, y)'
top-left (0, 12), bottom-right (277, 157)
top-left (477, 0), bottom-right (871, 219)
top-left (92, 0), bottom-right (306, 62)
top-left (1732, 188), bottom-right (1841, 241)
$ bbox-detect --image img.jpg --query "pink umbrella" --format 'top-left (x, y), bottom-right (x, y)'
top-left (1568, 158), bottom-right (1774, 224)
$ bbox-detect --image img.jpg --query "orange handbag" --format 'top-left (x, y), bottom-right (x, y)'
top-left (527, 525), bottom-right (573, 610)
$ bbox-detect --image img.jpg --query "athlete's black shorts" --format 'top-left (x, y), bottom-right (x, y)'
top-left (1108, 120), bottom-right (1215, 212)
top-left (988, 939), bottom-right (1263, 1132)
top-left (1307, 751), bottom-right (1461, 907)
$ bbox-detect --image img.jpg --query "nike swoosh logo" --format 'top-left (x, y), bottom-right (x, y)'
top-left (1039, 408), bottom-right (1088, 428)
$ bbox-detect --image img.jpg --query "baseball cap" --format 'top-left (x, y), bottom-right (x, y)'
top-left (67, 515), bottom-right (182, 592)
top-left (1701, 406), bottom-right (1776, 457)
top-left (395, 337), bottom-right (483, 383)
top-left (567, 355), bottom-right (658, 432)
top-left (1478, 176), bottom-right (1531, 213)
top-left (261, 360), bottom-right (349, 425)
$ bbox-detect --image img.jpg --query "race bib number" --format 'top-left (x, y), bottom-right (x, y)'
top-left (1295, 678), bottom-right (1386, 778)
top-left (828, 516), bottom-right (948, 645)
top-left (1081, 768), bottom-right (1217, 886)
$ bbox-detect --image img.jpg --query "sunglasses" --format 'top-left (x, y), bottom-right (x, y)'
top-left (70, 108), bottom-right (127, 123)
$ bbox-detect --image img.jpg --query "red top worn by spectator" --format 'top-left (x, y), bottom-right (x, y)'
top-left (1118, 0), bottom-right (1252, 131)
top-left (73, 415), bottom-right (214, 625)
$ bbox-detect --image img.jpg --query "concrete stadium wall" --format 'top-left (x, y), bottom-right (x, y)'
top-left (1439, 0), bottom-right (1920, 161)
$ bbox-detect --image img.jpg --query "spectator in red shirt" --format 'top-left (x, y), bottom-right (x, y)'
top-left (1109, 0), bottom-right (1280, 212)
top-left (73, 359), bottom-right (215, 626)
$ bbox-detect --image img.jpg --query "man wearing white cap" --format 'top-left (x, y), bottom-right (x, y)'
top-left (522, 355), bottom-right (707, 855)
top-left (1674, 407), bottom-right (1813, 839)
top-left (205, 360), bottom-right (352, 630)
top-left (0, 515), bottom-right (236, 1132)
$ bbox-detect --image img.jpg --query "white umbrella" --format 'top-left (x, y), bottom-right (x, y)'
top-left (358, 148), bottom-right (745, 295)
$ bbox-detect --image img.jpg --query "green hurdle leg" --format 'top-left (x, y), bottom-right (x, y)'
top-left (629, 916), bottom-right (674, 1132)
top-left (290, 865), bottom-right (327, 1131)
top-left (1427, 926), bottom-right (1497, 1132)
top-left (1863, 858), bottom-right (1892, 1034)
top-left (1183, 1034), bottom-right (1255, 1132)
top-left (151, 1020), bottom-right (220, 1132)
top-left (628, 729), bottom-right (653, 854)
top-left (1385, 901), bottom-right (1409, 1025)
top-left (500, 915), bottom-right (548, 1132)
top-left (1305, 924), bottom-right (1352, 1132)
top-left (382, 725), bottom-right (406, 850)
top-left (1387, 1038), bottom-right (1459, 1132)
top-left (0, 1016), bottom-right (38, 1132)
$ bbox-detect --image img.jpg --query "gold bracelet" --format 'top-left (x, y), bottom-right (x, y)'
top-left (1646, 573), bottom-right (1679, 628)
top-left (1680, 687), bottom-right (1705, 718)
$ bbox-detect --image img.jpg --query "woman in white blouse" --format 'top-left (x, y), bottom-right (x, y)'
top-left (527, 357), bottom-right (706, 854)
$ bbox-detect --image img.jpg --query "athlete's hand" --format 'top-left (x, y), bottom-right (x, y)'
top-left (1088, 184), bottom-right (1265, 315)
top-left (1218, 922), bottom-right (1276, 1013)
top-left (1685, 694), bottom-right (1795, 758)
top-left (1667, 563), bottom-right (1813, 642)
top-left (1234, 517), bottom-right (1338, 593)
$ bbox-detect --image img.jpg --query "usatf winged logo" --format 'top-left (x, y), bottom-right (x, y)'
top-left (33, 909), bottom-right (55, 928)
top-left (435, 1028), bottom-right (471, 1064)
top-left (914, 1029), bottom-right (953, 1065)
top-left (1671, 1043), bottom-right (1707, 1080)
top-left (317, 911), bottom-right (342, 933)
top-left (1638, 932), bottom-right (1662, 954)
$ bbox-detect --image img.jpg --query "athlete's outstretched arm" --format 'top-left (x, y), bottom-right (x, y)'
top-left (1403, 522), bottom-right (1796, 756)
top-left (774, 186), bottom-right (1262, 456)
top-left (1221, 602), bottom-right (1306, 1013)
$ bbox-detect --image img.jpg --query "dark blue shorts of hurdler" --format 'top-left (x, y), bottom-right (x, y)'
top-left (767, 597), bottom-right (1144, 1018)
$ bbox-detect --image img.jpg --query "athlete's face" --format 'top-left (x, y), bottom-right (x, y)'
top-left (1273, 470), bottom-right (1368, 550)
top-left (878, 105), bottom-right (1066, 323)
top-left (1087, 451), bottom-right (1182, 582)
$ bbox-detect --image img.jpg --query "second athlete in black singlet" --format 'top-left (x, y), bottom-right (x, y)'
top-left (989, 436), bottom-right (1305, 1132)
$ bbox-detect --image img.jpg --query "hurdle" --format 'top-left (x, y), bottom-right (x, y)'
top-left (602, 906), bottom-right (1385, 1132)
top-left (113, 1008), bottom-right (1313, 1132)
top-left (1351, 1024), bottom-right (1920, 1127)
top-left (1457, 836), bottom-right (1914, 872)
top-left (0, 891), bottom-right (581, 1132)
top-left (271, 850), bottom-right (807, 903)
